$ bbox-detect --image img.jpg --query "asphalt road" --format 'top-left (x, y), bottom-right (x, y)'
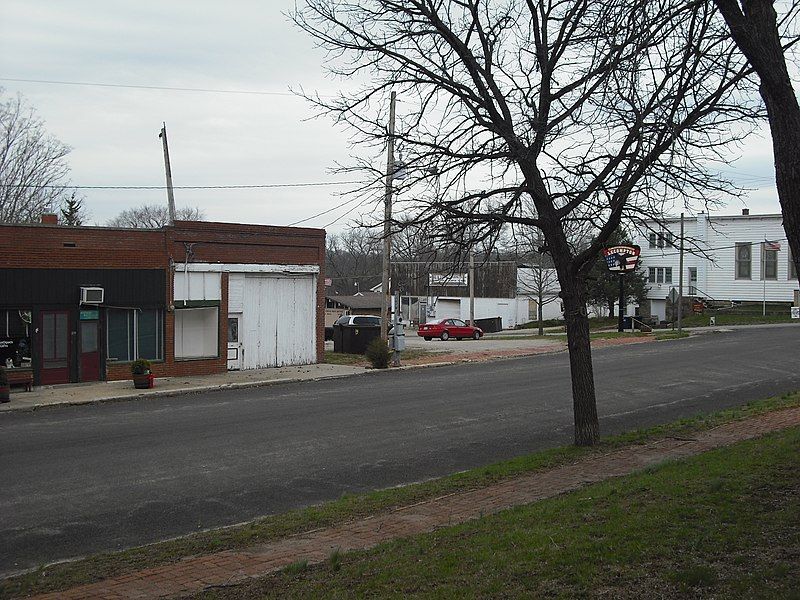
top-left (2, 325), bottom-right (799, 576)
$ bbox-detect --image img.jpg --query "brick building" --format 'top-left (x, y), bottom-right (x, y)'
top-left (0, 218), bottom-right (325, 386)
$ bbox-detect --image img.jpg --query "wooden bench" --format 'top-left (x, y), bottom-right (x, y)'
top-left (6, 368), bottom-right (33, 392)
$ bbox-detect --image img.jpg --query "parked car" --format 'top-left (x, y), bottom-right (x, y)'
top-left (417, 318), bottom-right (483, 341)
top-left (326, 315), bottom-right (394, 341)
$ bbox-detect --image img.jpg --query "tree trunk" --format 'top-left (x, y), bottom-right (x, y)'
top-left (607, 299), bottom-right (615, 318)
top-left (538, 290), bottom-right (544, 336)
top-left (561, 278), bottom-right (599, 446)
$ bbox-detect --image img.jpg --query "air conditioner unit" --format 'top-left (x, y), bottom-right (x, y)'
top-left (80, 287), bottom-right (104, 304)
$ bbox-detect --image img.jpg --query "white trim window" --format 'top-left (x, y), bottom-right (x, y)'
top-left (762, 245), bottom-right (778, 280)
top-left (790, 248), bottom-right (797, 281)
top-left (648, 267), bottom-right (672, 284)
top-left (107, 308), bottom-right (163, 362)
top-left (735, 243), bottom-right (751, 280)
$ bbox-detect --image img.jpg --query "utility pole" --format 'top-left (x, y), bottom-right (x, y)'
top-left (159, 123), bottom-right (177, 225)
top-left (677, 213), bottom-right (685, 334)
top-left (617, 274), bottom-right (625, 332)
top-left (381, 92), bottom-right (396, 342)
top-left (469, 251), bottom-right (475, 326)
top-left (392, 290), bottom-right (401, 366)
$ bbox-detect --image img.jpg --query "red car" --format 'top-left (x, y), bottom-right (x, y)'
top-left (417, 318), bottom-right (483, 341)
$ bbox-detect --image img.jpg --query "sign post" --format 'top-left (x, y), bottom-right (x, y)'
top-left (602, 245), bottom-right (641, 332)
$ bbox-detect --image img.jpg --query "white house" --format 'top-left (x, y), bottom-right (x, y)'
top-left (636, 211), bottom-right (798, 321)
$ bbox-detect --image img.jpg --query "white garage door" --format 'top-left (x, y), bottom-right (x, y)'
top-left (242, 274), bottom-right (317, 368)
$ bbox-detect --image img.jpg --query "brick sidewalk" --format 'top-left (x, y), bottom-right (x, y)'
top-left (32, 406), bottom-right (800, 600)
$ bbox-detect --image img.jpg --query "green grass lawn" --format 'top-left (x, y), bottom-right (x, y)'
top-left (198, 426), bottom-right (800, 599)
top-left (323, 348), bottom-right (451, 366)
top-left (3, 392), bottom-right (798, 599)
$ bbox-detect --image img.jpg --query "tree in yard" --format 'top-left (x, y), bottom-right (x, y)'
top-left (326, 228), bottom-right (383, 295)
top-left (586, 231), bottom-right (648, 319)
top-left (295, 1), bottom-right (760, 445)
top-left (712, 1), bottom-right (800, 285)
top-left (60, 192), bottom-right (89, 226)
top-left (0, 90), bottom-right (78, 223)
top-left (107, 204), bottom-right (204, 228)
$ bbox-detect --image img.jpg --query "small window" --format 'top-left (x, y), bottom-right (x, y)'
top-left (664, 267), bottom-right (673, 284)
top-left (657, 233), bottom-right (665, 248)
top-left (648, 233), bottom-right (657, 249)
top-left (791, 248), bottom-right (798, 280)
top-left (227, 318), bottom-right (239, 343)
top-left (735, 243), bottom-right (751, 279)
top-left (762, 248), bottom-right (778, 280)
top-left (648, 267), bottom-right (656, 283)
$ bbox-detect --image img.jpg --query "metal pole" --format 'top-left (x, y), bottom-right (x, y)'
top-left (469, 251), bottom-right (475, 326)
top-left (762, 242), bottom-right (766, 316)
top-left (677, 213), bottom-right (685, 334)
top-left (159, 123), bottom-right (176, 225)
top-left (618, 274), bottom-right (625, 332)
top-left (381, 91), bottom-right (396, 342)
top-left (392, 290), bottom-right (401, 366)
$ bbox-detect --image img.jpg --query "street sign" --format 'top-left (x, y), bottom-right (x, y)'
top-left (602, 245), bottom-right (641, 273)
top-left (668, 287), bottom-right (679, 304)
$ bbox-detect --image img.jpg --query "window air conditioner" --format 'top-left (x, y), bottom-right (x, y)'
top-left (80, 287), bottom-right (104, 304)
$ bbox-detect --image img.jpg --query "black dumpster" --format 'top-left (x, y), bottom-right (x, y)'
top-left (333, 323), bottom-right (382, 354)
top-left (474, 316), bottom-right (503, 333)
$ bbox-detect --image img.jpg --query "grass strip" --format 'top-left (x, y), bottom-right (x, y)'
top-left (2, 391), bottom-right (798, 599)
top-left (200, 426), bottom-right (800, 599)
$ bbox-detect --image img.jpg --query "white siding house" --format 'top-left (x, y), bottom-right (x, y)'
top-left (636, 212), bottom-right (798, 321)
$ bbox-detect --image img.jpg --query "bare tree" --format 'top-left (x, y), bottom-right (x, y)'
top-left (712, 0), bottom-right (800, 285)
top-left (107, 204), bottom-right (204, 228)
top-left (295, 1), bottom-right (760, 445)
top-left (0, 90), bottom-right (77, 223)
top-left (326, 228), bottom-right (383, 294)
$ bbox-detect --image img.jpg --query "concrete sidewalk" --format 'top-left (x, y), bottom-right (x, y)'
top-left (28, 405), bottom-right (800, 600)
top-left (0, 363), bottom-right (367, 413)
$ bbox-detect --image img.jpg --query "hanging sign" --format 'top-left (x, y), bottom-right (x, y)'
top-left (602, 245), bottom-right (641, 273)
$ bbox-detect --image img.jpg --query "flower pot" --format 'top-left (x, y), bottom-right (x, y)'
top-left (133, 373), bottom-right (151, 389)
top-left (0, 384), bottom-right (9, 403)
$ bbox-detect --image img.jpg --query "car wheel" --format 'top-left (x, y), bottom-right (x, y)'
top-left (473, 331), bottom-right (481, 340)
top-left (424, 336), bottom-right (431, 341)
top-left (440, 331), bottom-right (449, 341)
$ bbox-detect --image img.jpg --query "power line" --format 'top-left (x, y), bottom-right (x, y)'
top-left (0, 77), bottom-right (296, 96)
top-left (287, 195), bottom-right (363, 226)
top-left (0, 180), bottom-right (362, 191)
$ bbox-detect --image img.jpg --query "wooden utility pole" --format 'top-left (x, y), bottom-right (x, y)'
top-left (381, 92), bottom-right (397, 342)
top-left (469, 252), bottom-right (475, 326)
top-left (159, 123), bottom-right (177, 225)
top-left (677, 213), bottom-right (685, 334)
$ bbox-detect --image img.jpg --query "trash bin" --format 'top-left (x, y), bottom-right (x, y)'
top-left (622, 316), bottom-right (633, 330)
top-left (474, 317), bottom-right (503, 333)
top-left (333, 323), bottom-right (382, 354)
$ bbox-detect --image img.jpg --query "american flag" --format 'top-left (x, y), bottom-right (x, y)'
top-left (764, 240), bottom-right (781, 251)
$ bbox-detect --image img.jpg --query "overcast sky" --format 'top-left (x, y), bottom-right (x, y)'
top-left (0, 1), bottom-right (784, 232)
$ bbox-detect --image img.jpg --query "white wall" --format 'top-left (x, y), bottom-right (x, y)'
top-left (174, 307), bottom-right (219, 358)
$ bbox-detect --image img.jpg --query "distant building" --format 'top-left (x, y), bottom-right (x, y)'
top-left (636, 211), bottom-right (798, 321)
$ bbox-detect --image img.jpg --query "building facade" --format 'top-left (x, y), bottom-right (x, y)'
top-left (636, 211), bottom-right (798, 321)
top-left (0, 219), bottom-right (325, 386)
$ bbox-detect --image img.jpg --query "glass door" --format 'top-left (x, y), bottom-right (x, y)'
top-left (40, 311), bottom-right (70, 384)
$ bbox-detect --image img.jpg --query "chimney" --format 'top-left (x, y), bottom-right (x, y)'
top-left (742, 208), bottom-right (750, 216)
top-left (40, 213), bottom-right (59, 225)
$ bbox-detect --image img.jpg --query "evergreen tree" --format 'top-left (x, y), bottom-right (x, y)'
top-left (60, 193), bottom-right (86, 226)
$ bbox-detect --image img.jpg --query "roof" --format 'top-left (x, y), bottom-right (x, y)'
top-left (325, 292), bottom-right (383, 309)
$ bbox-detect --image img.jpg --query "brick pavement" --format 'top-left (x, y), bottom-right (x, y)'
top-left (31, 406), bottom-right (800, 600)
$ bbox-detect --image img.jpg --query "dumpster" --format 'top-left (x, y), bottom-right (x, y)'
top-left (474, 316), bottom-right (503, 333)
top-left (333, 323), bottom-right (382, 354)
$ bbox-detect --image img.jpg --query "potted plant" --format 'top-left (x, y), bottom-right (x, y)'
top-left (131, 359), bottom-right (153, 389)
top-left (0, 366), bottom-right (9, 402)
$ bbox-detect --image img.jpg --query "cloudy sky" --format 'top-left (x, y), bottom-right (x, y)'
top-left (0, 1), bottom-right (783, 232)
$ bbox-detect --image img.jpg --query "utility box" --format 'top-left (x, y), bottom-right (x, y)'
top-left (393, 322), bottom-right (406, 351)
top-left (333, 323), bottom-right (381, 354)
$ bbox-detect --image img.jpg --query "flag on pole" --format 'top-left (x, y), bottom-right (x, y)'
top-left (764, 240), bottom-right (781, 251)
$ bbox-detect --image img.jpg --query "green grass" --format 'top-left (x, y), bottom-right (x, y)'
top-left (517, 316), bottom-right (618, 331)
top-left (323, 349), bottom-right (451, 366)
top-left (197, 426), bottom-right (800, 599)
top-left (680, 312), bottom-right (795, 327)
top-left (3, 391), bottom-right (798, 599)
top-left (654, 331), bottom-right (691, 341)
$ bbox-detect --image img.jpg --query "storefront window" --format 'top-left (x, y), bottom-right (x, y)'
top-left (107, 308), bottom-right (163, 362)
top-left (0, 309), bottom-right (32, 368)
top-left (174, 307), bottom-right (219, 359)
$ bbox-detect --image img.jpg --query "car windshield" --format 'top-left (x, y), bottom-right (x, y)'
top-left (353, 316), bottom-right (380, 325)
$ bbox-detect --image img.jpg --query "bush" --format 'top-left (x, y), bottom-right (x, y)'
top-left (131, 359), bottom-right (151, 375)
top-left (365, 337), bottom-right (391, 369)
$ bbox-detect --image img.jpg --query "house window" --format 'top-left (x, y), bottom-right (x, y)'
top-left (174, 307), bottom-right (219, 359)
top-left (688, 267), bottom-right (698, 293)
top-left (790, 248), bottom-right (797, 281)
top-left (648, 267), bottom-right (672, 284)
top-left (762, 247), bottom-right (778, 280)
top-left (107, 308), bottom-right (163, 362)
top-left (735, 243), bottom-right (751, 279)
top-left (649, 233), bottom-right (657, 249)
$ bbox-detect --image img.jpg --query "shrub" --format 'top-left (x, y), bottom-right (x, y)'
top-left (131, 359), bottom-right (151, 375)
top-left (365, 337), bottom-right (390, 369)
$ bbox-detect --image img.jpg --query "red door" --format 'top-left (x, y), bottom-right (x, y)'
top-left (40, 311), bottom-right (70, 385)
top-left (79, 320), bottom-right (100, 381)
